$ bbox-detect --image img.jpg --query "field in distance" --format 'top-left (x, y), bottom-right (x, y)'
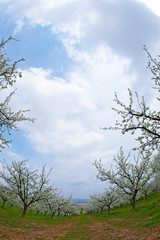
top-left (71, 198), bottom-right (90, 208)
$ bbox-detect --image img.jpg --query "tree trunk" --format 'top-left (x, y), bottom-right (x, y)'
top-left (132, 196), bottom-right (136, 210)
top-left (50, 212), bottom-right (55, 218)
top-left (108, 205), bottom-right (110, 214)
top-left (58, 208), bottom-right (61, 217)
top-left (145, 193), bottom-right (148, 200)
top-left (36, 209), bottom-right (41, 215)
top-left (2, 199), bottom-right (6, 207)
top-left (22, 204), bottom-right (28, 217)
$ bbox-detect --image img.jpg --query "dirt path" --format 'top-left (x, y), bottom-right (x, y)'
top-left (0, 215), bottom-right (160, 239)
top-left (87, 217), bottom-right (160, 240)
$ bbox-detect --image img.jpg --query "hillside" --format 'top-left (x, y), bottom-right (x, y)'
top-left (0, 192), bottom-right (160, 239)
top-left (71, 199), bottom-right (90, 204)
top-left (71, 199), bottom-right (90, 209)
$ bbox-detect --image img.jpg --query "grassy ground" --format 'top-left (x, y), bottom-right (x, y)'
top-left (0, 192), bottom-right (160, 239)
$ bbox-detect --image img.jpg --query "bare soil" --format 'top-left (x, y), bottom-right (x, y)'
top-left (0, 215), bottom-right (160, 240)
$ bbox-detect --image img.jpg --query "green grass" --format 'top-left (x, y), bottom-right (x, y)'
top-left (0, 204), bottom-right (75, 230)
top-left (89, 192), bottom-right (160, 228)
top-left (0, 192), bottom-right (160, 239)
top-left (105, 227), bottom-right (112, 231)
top-left (61, 228), bottom-right (91, 240)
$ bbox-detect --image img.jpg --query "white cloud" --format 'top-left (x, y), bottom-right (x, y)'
top-left (5, 0), bottom-right (90, 40)
top-left (5, 151), bottom-right (24, 161)
top-left (2, 0), bottom-right (160, 58)
top-left (11, 42), bottom-right (136, 162)
top-left (135, 0), bottom-right (160, 17)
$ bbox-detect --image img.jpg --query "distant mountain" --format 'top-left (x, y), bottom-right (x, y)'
top-left (71, 199), bottom-right (90, 204)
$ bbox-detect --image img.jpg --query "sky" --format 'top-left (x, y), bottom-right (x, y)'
top-left (0, 0), bottom-right (160, 199)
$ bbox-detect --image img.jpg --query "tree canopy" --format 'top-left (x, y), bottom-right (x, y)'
top-left (103, 47), bottom-right (160, 152)
top-left (0, 36), bottom-right (34, 150)
top-left (0, 159), bottom-right (53, 216)
top-left (93, 147), bottom-right (153, 209)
